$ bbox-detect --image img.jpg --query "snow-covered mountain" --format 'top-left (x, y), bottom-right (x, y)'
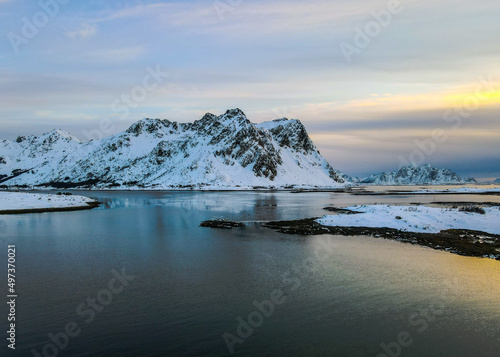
top-left (335, 171), bottom-right (359, 184)
top-left (0, 109), bottom-right (347, 189)
top-left (358, 164), bottom-right (476, 185)
top-left (493, 178), bottom-right (500, 184)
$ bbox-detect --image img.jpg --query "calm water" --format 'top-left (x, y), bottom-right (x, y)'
top-left (1, 190), bottom-right (500, 357)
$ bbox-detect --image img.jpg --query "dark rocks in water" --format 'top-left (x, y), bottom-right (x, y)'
top-left (262, 218), bottom-right (329, 235)
top-left (458, 205), bottom-right (486, 214)
top-left (262, 219), bottom-right (500, 260)
top-left (323, 207), bottom-right (362, 214)
top-left (433, 201), bottom-right (500, 207)
top-left (200, 219), bottom-right (244, 229)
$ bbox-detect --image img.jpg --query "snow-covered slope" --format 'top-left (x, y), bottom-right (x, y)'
top-left (359, 164), bottom-right (476, 185)
top-left (0, 109), bottom-right (347, 189)
top-left (0, 192), bottom-right (97, 212)
top-left (317, 205), bottom-right (500, 234)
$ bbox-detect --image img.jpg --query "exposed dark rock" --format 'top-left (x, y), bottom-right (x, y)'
top-left (323, 207), bottom-right (362, 214)
top-left (263, 219), bottom-right (500, 260)
top-left (44, 179), bottom-right (102, 189)
top-left (433, 201), bottom-right (500, 207)
top-left (200, 219), bottom-right (245, 229)
top-left (459, 205), bottom-right (486, 214)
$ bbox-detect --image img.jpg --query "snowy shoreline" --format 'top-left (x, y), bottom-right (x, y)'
top-left (263, 204), bottom-right (500, 260)
top-left (412, 187), bottom-right (500, 194)
top-left (0, 185), bottom-right (351, 192)
top-left (0, 192), bottom-right (99, 214)
top-left (351, 186), bottom-right (500, 195)
top-left (317, 205), bottom-right (500, 235)
top-left (2, 184), bottom-right (498, 193)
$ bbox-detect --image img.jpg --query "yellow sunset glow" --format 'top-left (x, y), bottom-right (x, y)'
top-left (338, 85), bottom-right (500, 114)
top-left (444, 91), bottom-right (500, 106)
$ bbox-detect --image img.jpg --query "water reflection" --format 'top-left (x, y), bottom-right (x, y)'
top-left (1, 190), bottom-right (499, 356)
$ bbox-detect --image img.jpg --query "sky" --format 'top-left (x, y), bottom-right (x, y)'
top-left (0, 0), bottom-right (499, 179)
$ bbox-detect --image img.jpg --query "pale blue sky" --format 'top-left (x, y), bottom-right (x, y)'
top-left (1, 0), bottom-right (499, 178)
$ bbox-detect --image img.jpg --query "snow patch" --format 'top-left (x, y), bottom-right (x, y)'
top-left (0, 192), bottom-right (97, 211)
top-left (317, 204), bottom-right (500, 234)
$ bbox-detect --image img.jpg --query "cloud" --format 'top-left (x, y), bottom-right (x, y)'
top-left (66, 23), bottom-right (98, 39)
top-left (1, 0), bottom-right (500, 178)
top-left (96, 0), bottom-right (416, 32)
top-left (85, 46), bottom-right (146, 62)
top-left (288, 76), bottom-right (500, 117)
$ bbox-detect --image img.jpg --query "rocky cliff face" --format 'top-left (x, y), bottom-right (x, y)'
top-left (0, 109), bottom-right (346, 189)
top-left (359, 164), bottom-right (476, 185)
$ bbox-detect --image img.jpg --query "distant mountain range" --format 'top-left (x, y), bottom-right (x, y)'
top-left (346, 163), bottom-right (476, 185)
top-left (0, 109), bottom-right (346, 189)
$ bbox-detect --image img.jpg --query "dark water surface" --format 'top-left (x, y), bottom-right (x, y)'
top-left (1, 190), bottom-right (499, 356)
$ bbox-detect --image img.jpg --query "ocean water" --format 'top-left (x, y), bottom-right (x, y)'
top-left (1, 190), bottom-right (499, 356)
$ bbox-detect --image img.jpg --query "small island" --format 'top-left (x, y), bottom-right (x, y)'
top-left (263, 204), bottom-right (500, 260)
top-left (0, 191), bottom-right (99, 214)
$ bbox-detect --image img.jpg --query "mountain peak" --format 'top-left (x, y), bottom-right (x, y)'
top-left (225, 108), bottom-right (245, 116)
top-left (49, 129), bottom-right (80, 142)
top-left (201, 112), bottom-right (217, 121)
top-left (126, 118), bottom-right (176, 135)
top-left (221, 108), bottom-right (247, 120)
top-left (215, 108), bottom-right (252, 129)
